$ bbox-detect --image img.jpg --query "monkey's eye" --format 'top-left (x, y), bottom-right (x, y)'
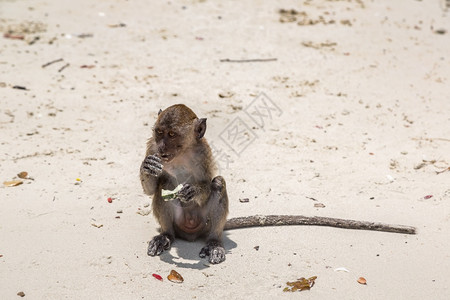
top-left (155, 129), bottom-right (163, 135)
top-left (168, 131), bottom-right (176, 138)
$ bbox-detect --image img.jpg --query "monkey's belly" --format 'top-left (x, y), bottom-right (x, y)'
top-left (176, 217), bottom-right (204, 234)
top-left (175, 211), bottom-right (205, 234)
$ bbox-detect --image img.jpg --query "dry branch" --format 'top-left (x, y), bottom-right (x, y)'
top-left (42, 58), bottom-right (63, 68)
top-left (220, 58), bottom-right (277, 63)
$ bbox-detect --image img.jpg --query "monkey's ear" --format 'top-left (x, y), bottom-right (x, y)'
top-left (195, 118), bottom-right (207, 139)
top-left (158, 109), bottom-right (163, 115)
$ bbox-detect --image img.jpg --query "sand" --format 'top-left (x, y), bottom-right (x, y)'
top-left (1, 0), bottom-right (449, 299)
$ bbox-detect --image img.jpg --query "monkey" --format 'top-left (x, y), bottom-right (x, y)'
top-left (140, 104), bottom-right (416, 264)
top-left (140, 104), bottom-right (229, 264)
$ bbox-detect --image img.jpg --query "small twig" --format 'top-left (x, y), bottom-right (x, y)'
top-left (305, 196), bottom-right (318, 201)
top-left (58, 63), bottom-right (70, 73)
top-left (42, 58), bottom-right (63, 68)
top-left (224, 215), bottom-right (416, 234)
top-left (412, 137), bottom-right (450, 143)
top-left (28, 36), bottom-right (40, 45)
top-left (4, 33), bottom-right (24, 40)
top-left (220, 58), bottom-right (278, 63)
top-left (436, 167), bottom-right (450, 175)
top-left (12, 85), bottom-right (28, 90)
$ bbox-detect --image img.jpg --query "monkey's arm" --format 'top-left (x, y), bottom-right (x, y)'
top-left (140, 155), bottom-right (178, 195)
top-left (224, 215), bottom-right (416, 235)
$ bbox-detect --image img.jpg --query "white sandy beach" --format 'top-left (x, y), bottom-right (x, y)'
top-left (1, 0), bottom-right (450, 299)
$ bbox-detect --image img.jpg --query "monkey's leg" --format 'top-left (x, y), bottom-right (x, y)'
top-left (199, 176), bottom-right (229, 264)
top-left (140, 155), bottom-right (163, 195)
top-left (148, 201), bottom-right (175, 256)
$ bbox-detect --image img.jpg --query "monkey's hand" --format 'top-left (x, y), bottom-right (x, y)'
top-left (177, 184), bottom-right (197, 203)
top-left (141, 155), bottom-right (163, 177)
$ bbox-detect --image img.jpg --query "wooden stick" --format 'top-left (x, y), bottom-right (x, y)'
top-left (224, 215), bottom-right (416, 234)
top-left (42, 58), bottom-right (63, 68)
top-left (58, 63), bottom-right (70, 73)
top-left (220, 58), bottom-right (277, 63)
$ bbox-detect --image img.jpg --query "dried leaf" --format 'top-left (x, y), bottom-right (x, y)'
top-left (91, 223), bottom-right (103, 228)
top-left (284, 276), bottom-right (316, 292)
top-left (357, 277), bottom-right (367, 285)
top-left (3, 180), bottom-right (23, 187)
top-left (167, 269), bottom-right (184, 283)
top-left (17, 171), bottom-right (28, 179)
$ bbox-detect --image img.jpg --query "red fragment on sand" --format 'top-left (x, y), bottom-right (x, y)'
top-left (152, 273), bottom-right (163, 281)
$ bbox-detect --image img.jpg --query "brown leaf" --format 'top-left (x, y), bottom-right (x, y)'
top-left (284, 276), bottom-right (317, 292)
top-left (167, 269), bottom-right (184, 283)
top-left (17, 171), bottom-right (28, 179)
top-left (357, 277), bottom-right (367, 285)
top-left (3, 180), bottom-right (23, 187)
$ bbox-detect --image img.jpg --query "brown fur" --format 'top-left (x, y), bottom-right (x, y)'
top-left (140, 104), bottom-right (229, 264)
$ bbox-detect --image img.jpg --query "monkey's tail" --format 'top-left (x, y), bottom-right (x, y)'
top-left (224, 215), bottom-right (416, 235)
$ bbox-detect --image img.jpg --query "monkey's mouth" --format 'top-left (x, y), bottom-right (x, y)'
top-left (160, 153), bottom-right (174, 162)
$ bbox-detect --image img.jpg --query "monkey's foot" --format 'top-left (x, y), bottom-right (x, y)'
top-left (199, 241), bottom-right (226, 264)
top-left (141, 155), bottom-right (163, 177)
top-left (148, 234), bottom-right (171, 256)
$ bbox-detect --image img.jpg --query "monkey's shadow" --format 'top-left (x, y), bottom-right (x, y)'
top-left (158, 232), bottom-right (236, 270)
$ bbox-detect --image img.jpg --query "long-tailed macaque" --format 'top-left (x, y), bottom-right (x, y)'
top-left (140, 104), bottom-right (416, 265)
top-left (140, 104), bottom-right (228, 264)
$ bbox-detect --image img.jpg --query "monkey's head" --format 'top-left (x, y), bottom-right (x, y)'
top-left (153, 104), bottom-right (207, 163)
